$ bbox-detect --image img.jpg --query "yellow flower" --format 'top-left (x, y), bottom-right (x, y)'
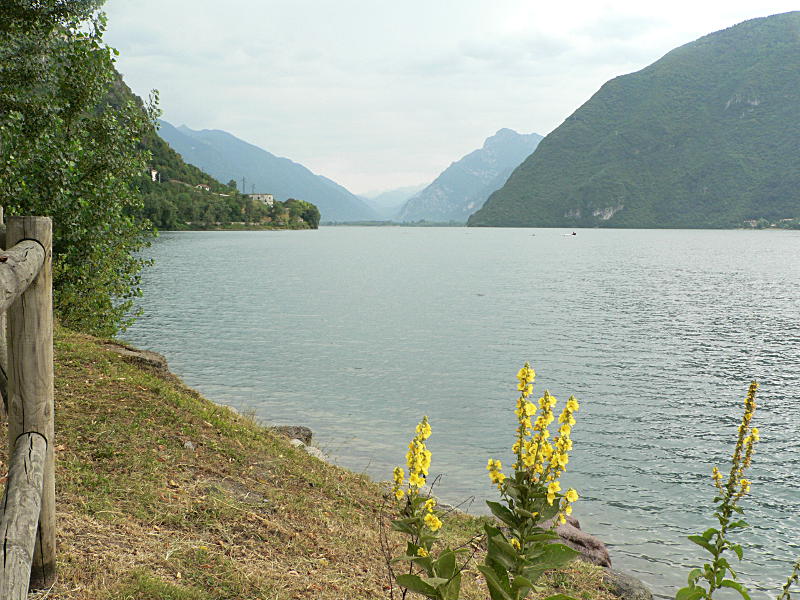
top-left (510, 538), bottom-right (521, 551)
top-left (565, 488), bottom-right (579, 503)
top-left (547, 480), bottom-right (561, 505)
top-left (424, 498), bottom-right (436, 512)
top-left (424, 512), bottom-right (442, 532)
top-left (394, 488), bottom-right (404, 500)
top-left (416, 547), bottom-right (429, 557)
top-left (393, 466), bottom-right (404, 485)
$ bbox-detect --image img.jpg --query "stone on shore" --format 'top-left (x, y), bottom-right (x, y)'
top-left (272, 425), bottom-right (313, 445)
top-left (603, 569), bottom-right (654, 600)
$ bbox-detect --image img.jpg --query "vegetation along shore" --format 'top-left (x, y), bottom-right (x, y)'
top-left (10, 326), bottom-right (638, 600)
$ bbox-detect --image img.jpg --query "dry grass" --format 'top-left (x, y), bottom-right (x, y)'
top-left (2, 327), bottom-right (615, 600)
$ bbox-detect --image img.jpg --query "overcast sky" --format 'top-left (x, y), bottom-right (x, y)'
top-left (104, 1), bottom-right (798, 195)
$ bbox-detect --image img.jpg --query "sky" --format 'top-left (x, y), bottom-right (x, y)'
top-left (103, 1), bottom-right (799, 195)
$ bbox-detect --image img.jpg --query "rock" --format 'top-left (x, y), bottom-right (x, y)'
top-left (104, 342), bottom-right (174, 379)
top-left (183, 440), bottom-right (196, 451)
top-left (543, 515), bottom-right (612, 568)
top-left (303, 445), bottom-right (329, 462)
top-left (603, 569), bottom-right (653, 600)
top-left (289, 439), bottom-right (305, 448)
top-left (272, 425), bottom-right (313, 445)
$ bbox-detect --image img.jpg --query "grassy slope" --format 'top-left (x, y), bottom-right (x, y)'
top-left (9, 328), bottom-right (613, 600)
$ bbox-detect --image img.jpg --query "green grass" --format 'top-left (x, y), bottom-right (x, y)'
top-left (15, 327), bottom-right (616, 600)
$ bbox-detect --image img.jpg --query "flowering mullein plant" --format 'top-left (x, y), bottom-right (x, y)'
top-left (479, 364), bottom-right (581, 600)
top-left (389, 417), bottom-right (464, 600)
top-left (677, 382), bottom-right (800, 600)
top-left (677, 382), bottom-right (761, 600)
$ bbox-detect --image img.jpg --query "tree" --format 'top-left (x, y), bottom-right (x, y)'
top-left (0, 0), bottom-right (157, 336)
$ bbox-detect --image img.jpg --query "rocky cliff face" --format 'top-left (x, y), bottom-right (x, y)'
top-left (398, 128), bottom-right (542, 223)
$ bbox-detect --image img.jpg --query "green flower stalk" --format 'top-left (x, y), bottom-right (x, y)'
top-left (678, 382), bottom-right (760, 600)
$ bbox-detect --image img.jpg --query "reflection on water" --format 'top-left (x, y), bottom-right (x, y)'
top-left (125, 227), bottom-right (800, 599)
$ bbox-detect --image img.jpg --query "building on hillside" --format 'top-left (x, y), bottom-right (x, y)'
top-left (149, 168), bottom-right (159, 182)
top-left (195, 184), bottom-right (211, 191)
top-left (248, 193), bottom-right (275, 207)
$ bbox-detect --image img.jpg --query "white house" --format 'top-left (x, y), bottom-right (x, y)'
top-left (248, 193), bottom-right (275, 207)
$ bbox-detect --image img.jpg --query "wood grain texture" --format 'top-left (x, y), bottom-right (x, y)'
top-left (0, 433), bottom-right (47, 599)
top-left (5, 216), bottom-right (55, 589)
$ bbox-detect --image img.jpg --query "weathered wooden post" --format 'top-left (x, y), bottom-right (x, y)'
top-left (0, 206), bottom-right (7, 416)
top-left (5, 216), bottom-right (55, 589)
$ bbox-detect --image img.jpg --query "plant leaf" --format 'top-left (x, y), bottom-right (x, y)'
top-left (688, 535), bottom-right (716, 554)
top-left (486, 501), bottom-right (520, 528)
top-left (720, 579), bottom-right (751, 600)
top-left (477, 565), bottom-right (514, 600)
top-left (395, 574), bottom-right (438, 597)
top-left (676, 586), bottom-right (707, 600)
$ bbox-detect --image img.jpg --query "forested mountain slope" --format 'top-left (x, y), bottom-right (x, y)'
top-left (469, 12), bottom-right (800, 228)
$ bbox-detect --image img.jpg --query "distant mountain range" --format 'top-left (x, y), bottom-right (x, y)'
top-left (360, 184), bottom-right (427, 219)
top-left (469, 12), bottom-right (800, 228)
top-left (156, 120), bottom-right (377, 222)
top-left (398, 129), bottom-right (543, 223)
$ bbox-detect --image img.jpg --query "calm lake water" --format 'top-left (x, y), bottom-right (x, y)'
top-left (124, 227), bottom-right (800, 599)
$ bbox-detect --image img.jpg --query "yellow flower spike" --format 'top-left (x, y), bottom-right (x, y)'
top-left (424, 498), bottom-right (436, 512)
top-left (424, 512), bottom-right (442, 531)
top-left (393, 466), bottom-right (404, 485)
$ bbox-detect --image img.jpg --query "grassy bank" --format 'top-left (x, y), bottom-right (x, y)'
top-left (7, 328), bottom-right (614, 599)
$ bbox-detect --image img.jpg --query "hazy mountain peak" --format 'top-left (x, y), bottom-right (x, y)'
top-left (398, 129), bottom-right (542, 223)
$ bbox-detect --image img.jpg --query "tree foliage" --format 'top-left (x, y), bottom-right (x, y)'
top-left (0, 0), bottom-right (156, 336)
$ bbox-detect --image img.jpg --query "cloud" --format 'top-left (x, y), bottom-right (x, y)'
top-left (103, 0), bottom-right (800, 192)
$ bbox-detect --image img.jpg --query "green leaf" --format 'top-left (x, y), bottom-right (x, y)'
top-left (720, 579), bottom-right (751, 600)
top-left (395, 574), bottom-right (438, 597)
top-left (440, 572), bottom-right (462, 600)
top-left (535, 542), bottom-right (579, 571)
top-left (391, 520), bottom-right (416, 535)
top-left (701, 528), bottom-right (719, 540)
top-left (687, 568), bottom-right (703, 585)
top-left (487, 500), bottom-right (520, 528)
top-left (731, 544), bottom-right (744, 560)
top-left (676, 586), bottom-right (707, 600)
top-left (728, 520), bottom-right (749, 529)
top-left (433, 550), bottom-right (457, 579)
top-left (688, 535), bottom-right (716, 554)
top-left (477, 565), bottom-right (514, 600)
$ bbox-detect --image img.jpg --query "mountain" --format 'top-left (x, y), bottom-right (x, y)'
top-left (157, 120), bottom-right (377, 222)
top-left (469, 12), bottom-right (800, 228)
top-left (360, 184), bottom-right (427, 219)
top-left (398, 129), bottom-right (543, 223)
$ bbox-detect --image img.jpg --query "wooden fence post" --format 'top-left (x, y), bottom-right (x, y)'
top-left (0, 206), bottom-right (7, 417)
top-left (6, 216), bottom-right (55, 589)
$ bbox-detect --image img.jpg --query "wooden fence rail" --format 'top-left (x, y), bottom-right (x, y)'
top-left (0, 214), bottom-right (56, 598)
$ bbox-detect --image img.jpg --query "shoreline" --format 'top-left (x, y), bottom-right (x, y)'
top-left (107, 337), bottom-right (654, 600)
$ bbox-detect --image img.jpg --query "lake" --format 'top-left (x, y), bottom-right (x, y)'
top-left (124, 226), bottom-right (800, 599)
